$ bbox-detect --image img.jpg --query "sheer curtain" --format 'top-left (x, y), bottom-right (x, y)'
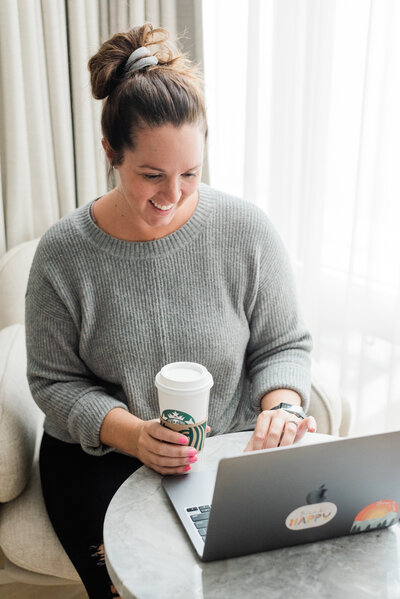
top-left (0, 0), bottom-right (203, 255)
top-left (202, 0), bottom-right (400, 435)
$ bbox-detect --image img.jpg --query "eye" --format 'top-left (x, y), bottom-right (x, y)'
top-left (182, 172), bottom-right (197, 178)
top-left (143, 174), bottom-right (161, 180)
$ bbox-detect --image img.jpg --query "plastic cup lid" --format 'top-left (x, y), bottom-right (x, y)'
top-left (155, 362), bottom-right (213, 393)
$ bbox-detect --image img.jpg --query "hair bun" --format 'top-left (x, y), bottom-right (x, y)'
top-left (88, 23), bottom-right (177, 99)
top-left (88, 35), bottom-right (134, 99)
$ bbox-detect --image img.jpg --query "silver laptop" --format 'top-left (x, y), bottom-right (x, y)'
top-left (162, 430), bottom-right (400, 561)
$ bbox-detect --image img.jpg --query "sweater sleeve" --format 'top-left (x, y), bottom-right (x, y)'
top-left (246, 219), bottom-right (312, 414)
top-left (25, 245), bottom-right (129, 456)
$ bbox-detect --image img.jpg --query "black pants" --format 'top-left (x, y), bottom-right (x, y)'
top-left (39, 432), bottom-right (143, 599)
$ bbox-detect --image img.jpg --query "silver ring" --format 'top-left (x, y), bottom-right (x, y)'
top-left (286, 418), bottom-right (299, 429)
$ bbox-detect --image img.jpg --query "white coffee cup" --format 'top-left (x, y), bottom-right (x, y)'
top-left (155, 362), bottom-right (213, 451)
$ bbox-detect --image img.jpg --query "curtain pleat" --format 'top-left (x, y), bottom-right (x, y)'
top-left (41, 0), bottom-right (76, 217)
top-left (383, 0), bottom-right (400, 428)
top-left (177, 0), bottom-right (203, 63)
top-left (144, 0), bottom-right (160, 25)
top-left (160, 0), bottom-right (177, 36)
top-left (0, 0), bottom-right (35, 249)
top-left (67, 0), bottom-right (106, 207)
top-left (338, 0), bottom-right (373, 408)
top-left (0, 156), bottom-right (5, 256)
top-left (243, 0), bottom-right (265, 205)
top-left (0, 0), bottom-right (204, 255)
top-left (109, 0), bottom-right (129, 36)
top-left (99, 0), bottom-right (110, 41)
top-left (129, 1), bottom-right (146, 28)
top-left (19, 0), bottom-right (60, 227)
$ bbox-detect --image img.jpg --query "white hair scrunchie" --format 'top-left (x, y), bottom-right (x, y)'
top-left (125, 46), bottom-right (158, 74)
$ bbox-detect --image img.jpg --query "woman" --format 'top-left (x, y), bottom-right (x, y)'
top-left (26, 23), bottom-right (316, 599)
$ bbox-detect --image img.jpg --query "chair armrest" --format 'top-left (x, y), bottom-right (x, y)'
top-left (0, 324), bottom-right (44, 502)
top-left (0, 239), bottom-right (39, 329)
top-left (309, 359), bottom-right (351, 436)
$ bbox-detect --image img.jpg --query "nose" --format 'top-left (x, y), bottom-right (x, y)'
top-left (161, 177), bottom-right (182, 204)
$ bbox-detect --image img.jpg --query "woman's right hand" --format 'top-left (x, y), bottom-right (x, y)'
top-left (133, 418), bottom-right (198, 475)
top-left (100, 408), bottom-right (197, 475)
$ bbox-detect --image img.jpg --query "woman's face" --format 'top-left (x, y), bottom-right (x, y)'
top-left (108, 123), bottom-right (204, 239)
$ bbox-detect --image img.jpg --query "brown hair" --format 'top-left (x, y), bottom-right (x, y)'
top-left (88, 23), bottom-right (208, 167)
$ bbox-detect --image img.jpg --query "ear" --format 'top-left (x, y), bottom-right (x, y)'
top-left (102, 138), bottom-right (116, 167)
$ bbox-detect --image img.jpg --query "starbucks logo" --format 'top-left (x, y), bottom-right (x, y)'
top-left (160, 412), bottom-right (207, 451)
top-left (161, 409), bottom-right (195, 425)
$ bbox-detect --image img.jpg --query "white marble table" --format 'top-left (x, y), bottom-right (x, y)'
top-left (104, 432), bottom-right (400, 599)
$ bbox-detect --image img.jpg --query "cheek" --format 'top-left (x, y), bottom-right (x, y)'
top-left (126, 179), bottom-right (156, 200)
top-left (119, 170), bottom-right (152, 195)
top-left (182, 177), bottom-right (200, 195)
top-left (138, 183), bottom-right (154, 198)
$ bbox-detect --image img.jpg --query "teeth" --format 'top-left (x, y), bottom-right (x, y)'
top-left (150, 199), bottom-right (173, 211)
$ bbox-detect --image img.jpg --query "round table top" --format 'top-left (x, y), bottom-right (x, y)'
top-left (104, 432), bottom-right (400, 599)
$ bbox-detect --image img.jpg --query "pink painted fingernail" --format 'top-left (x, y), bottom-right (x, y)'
top-left (178, 436), bottom-right (189, 445)
top-left (309, 426), bottom-right (316, 433)
top-left (188, 448), bottom-right (197, 457)
top-left (184, 465), bottom-right (191, 472)
top-left (189, 456), bottom-right (198, 464)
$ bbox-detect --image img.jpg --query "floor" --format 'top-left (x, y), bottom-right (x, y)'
top-left (0, 583), bottom-right (87, 598)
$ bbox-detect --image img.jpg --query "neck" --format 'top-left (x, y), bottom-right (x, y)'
top-left (92, 187), bottom-right (199, 242)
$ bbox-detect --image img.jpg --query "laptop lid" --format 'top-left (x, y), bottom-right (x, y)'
top-left (163, 430), bottom-right (400, 562)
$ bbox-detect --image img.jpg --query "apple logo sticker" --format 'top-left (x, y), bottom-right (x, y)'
top-left (306, 484), bottom-right (328, 504)
top-left (285, 485), bottom-right (337, 531)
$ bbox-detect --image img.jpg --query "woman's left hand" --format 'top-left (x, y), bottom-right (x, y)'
top-left (244, 408), bottom-right (317, 452)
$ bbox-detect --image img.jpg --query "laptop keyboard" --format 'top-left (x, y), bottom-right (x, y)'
top-left (186, 505), bottom-right (211, 542)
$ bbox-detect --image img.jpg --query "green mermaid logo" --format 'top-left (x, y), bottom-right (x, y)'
top-left (160, 409), bottom-right (207, 451)
top-left (161, 409), bottom-right (195, 425)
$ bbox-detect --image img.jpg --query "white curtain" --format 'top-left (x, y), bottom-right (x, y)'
top-left (0, 0), bottom-right (74, 254)
top-left (202, 0), bottom-right (400, 436)
top-left (0, 0), bottom-right (203, 255)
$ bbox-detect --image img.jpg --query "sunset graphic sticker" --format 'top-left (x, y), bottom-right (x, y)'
top-left (350, 500), bottom-right (399, 534)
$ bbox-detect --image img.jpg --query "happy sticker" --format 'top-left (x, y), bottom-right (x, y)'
top-left (286, 502), bottom-right (337, 531)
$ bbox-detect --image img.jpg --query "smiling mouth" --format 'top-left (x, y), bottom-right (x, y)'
top-left (150, 198), bottom-right (173, 211)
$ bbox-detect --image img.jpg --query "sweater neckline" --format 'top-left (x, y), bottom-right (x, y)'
top-left (76, 182), bottom-right (216, 260)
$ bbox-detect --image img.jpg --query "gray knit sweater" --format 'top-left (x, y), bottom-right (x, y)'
top-left (25, 183), bottom-right (312, 455)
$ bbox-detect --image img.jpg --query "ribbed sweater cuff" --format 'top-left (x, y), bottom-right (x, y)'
top-left (251, 364), bottom-right (311, 414)
top-left (68, 391), bottom-right (129, 455)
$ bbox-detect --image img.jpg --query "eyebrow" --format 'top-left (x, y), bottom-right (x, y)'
top-left (138, 164), bottom-right (202, 172)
